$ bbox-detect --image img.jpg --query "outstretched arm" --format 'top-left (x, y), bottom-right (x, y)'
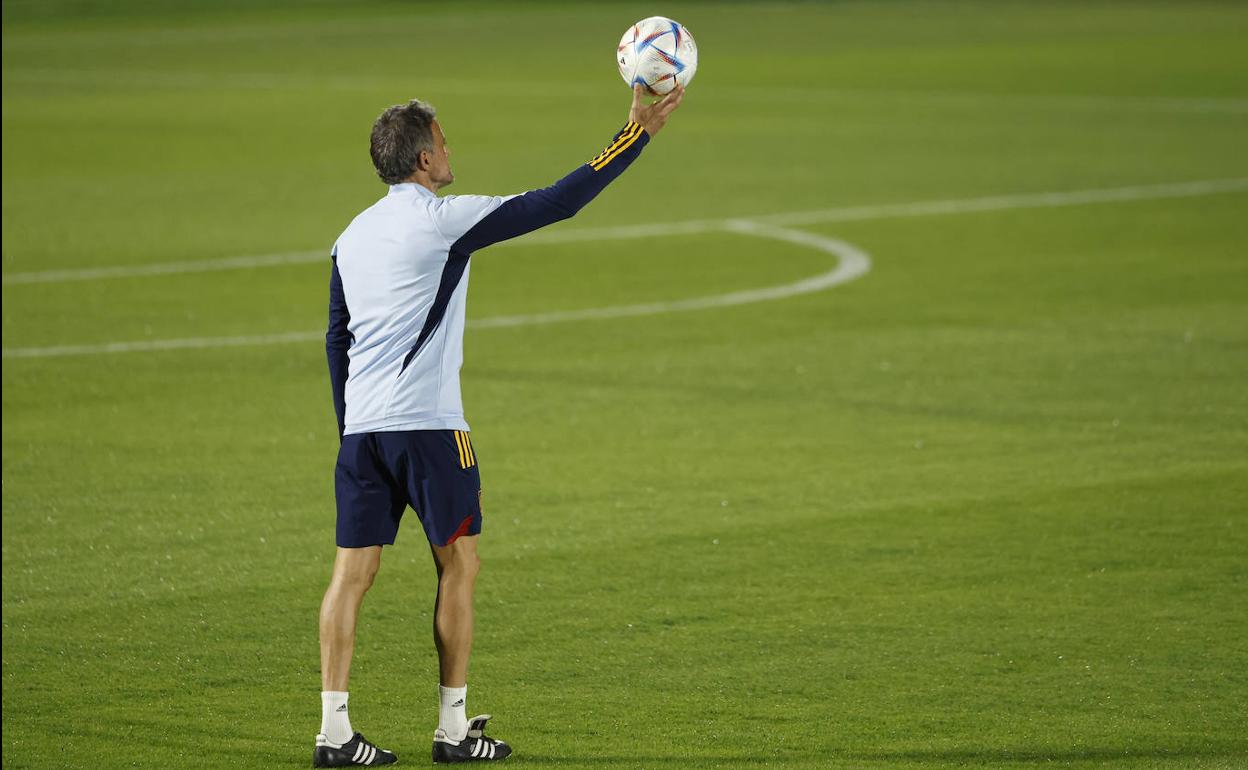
top-left (441, 85), bottom-right (685, 255)
top-left (401, 87), bottom-right (685, 371)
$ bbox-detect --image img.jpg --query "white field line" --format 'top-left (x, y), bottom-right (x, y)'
top-left (1, 223), bottom-right (869, 359)
top-left (2, 250), bottom-right (329, 285)
top-left (8, 68), bottom-right (1248, 115)
top-left (740, 85), bottom-right (1248, 115)
top-left (5, 177), bottom-right (1246, 287)
top-left (1, 68), bottom-right (544, 96)
top-left (753, 177), bottom-right (1248, 228)
top-left (6, 175), bottom-right (1247, 359)
top-left (0, 330), bottom-right (326, 359)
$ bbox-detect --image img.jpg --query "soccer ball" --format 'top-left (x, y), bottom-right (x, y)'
top-left (616, 16), bottom-right (698, 96)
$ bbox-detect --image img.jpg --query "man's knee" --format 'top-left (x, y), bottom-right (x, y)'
top-left (444, 550), bottom-right (480, 581)
top-left (332, 547), bottom-right (382, 592)
top-left (341, 566), bottom-right (379, 592)
top-left (435, 537), bottom-right (480, 582)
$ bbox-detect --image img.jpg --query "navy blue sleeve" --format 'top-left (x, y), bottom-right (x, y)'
top-left (452, 121), bottom-right (650, 255)
top-left (325, 258), bottom-right (352, 441)
top-left (401, 122), bottom-right (653, 374)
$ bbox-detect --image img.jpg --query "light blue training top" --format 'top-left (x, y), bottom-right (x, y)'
top-left (326, 121), bottom-right (650, 438)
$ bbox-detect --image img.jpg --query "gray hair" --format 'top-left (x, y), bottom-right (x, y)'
top-left (369, 99), bottom-right (437, 185)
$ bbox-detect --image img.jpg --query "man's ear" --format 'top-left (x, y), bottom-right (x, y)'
top-left (416, 149), bottom-right (430, 171)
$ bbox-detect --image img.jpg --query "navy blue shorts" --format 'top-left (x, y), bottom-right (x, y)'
top-left (334, 430), bottom-right (482, 548)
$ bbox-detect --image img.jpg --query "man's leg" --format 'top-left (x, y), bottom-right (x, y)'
top-left (318, 545), bottom-right (382, 743)
top-left (430, 535), bottom-right (480, 738)
top-left (321, 545), bottom-right (382, 689)
top-left (313, 544), bottom-right (397, 765)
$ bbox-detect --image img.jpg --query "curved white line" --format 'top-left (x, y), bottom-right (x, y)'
top-left (1, 223), bottom-right (870, 359)
top-left (4, 177), bottom-right (1244, 286)
top-left (471, 221), bottom-right (870, 328)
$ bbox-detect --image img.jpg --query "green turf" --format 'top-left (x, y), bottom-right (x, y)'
top-left (3, 2), bottom-right (1247, 768)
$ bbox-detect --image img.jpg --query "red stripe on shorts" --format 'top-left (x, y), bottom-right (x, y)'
top-left (445, 512), bottom-right (476, 545)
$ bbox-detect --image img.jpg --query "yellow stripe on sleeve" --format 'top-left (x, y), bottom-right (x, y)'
top-left (588, 122), bottom-right (642, 168)
top-left (587, 122), bottom-right (638, 166)
top-left (589, 123), bottom-right (642, 169)
top-left (590, 123), bottom-right (644, 171)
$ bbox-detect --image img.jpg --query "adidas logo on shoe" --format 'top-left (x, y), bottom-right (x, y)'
top-left (432, 715), bottom-right (512, 763)
top-left (313, 732), bottom-right (397, 766)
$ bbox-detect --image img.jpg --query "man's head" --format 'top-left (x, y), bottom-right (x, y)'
top-left (369, 99), bottom-right (453, 190)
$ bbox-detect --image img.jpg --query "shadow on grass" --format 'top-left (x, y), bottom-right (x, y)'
top-left (846, 744), bottom-right (1248, 764)
top-left (271, 745), bottom-right (1248, 768)
top-left (509, 757), bottom-right (777, 766)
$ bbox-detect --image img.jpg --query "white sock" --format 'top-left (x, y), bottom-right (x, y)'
top-left (320, 691), bottom-right (353, 745)
top-left (439, 685), bottom-right (468, 740)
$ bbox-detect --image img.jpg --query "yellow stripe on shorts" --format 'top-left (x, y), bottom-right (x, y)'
top-left (453, 431), bottom-right (468, 469)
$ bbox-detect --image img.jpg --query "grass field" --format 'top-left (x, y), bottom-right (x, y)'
top-left (3, 2), bottom-right (1248, 768)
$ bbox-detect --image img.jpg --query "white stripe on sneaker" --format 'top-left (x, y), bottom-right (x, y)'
top-left (367, 744), bottom-right (377, 764)
top-left (353, 742), bottom-right (365, 762)
top-left (488, 742), bottom-right (496, 759)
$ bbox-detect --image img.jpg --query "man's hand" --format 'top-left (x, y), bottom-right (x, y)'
top-left (630, 84), bottom-right (685, 137)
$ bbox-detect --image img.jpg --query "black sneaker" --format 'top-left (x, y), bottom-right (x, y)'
top-left (313, 732), bottom-right (398, 766)
top-left (432, 715), bottom-right (512, 763)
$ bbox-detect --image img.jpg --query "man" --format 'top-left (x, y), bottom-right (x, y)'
top-left (313, 84), bottom-right (684, 767)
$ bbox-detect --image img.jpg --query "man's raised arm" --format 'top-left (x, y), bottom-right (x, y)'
top-left (436, 84), bottom-right (685, 254)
